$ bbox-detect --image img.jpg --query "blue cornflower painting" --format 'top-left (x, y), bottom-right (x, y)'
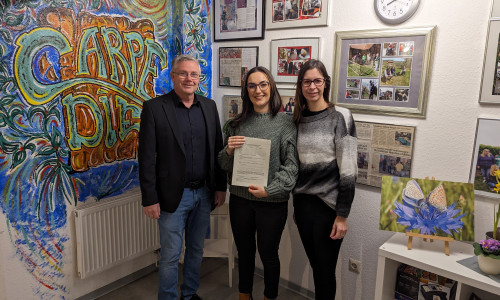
top-left (380, 176), bottom-right (474, 241)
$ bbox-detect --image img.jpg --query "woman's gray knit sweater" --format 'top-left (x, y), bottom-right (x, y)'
top-left (293, 106), bottom-right (358, 218)
top-left (218, 112), bottom-right (298, 202)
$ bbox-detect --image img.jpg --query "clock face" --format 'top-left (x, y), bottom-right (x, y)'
top-left (374, 0), bottom-right (420, 24)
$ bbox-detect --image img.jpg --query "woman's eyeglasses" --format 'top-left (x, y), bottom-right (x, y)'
top-left (302, 78), bottom-right (326, 87)
top-left (247, 81), bottom-right (270, 91)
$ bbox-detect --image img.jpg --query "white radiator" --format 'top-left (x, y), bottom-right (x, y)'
top-left (74, 191), bottom-right (160, 279)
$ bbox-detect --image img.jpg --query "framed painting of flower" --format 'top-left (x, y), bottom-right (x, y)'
top-left (379, 176), bottom-right (474, 241)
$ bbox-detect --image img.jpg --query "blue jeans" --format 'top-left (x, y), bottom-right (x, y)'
top-left (158, 186), bottom-right (211, 300)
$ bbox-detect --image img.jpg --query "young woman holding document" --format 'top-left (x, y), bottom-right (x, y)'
top-left (292, 59), bottom-right (358, 300)
top-left (218, 66), bottom-right (298, 300)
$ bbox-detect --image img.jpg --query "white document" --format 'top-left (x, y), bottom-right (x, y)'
top-left (232, 137), bottom-right (271, 187)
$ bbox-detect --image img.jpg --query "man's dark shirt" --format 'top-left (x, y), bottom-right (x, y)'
top-left (174, 94), bottom-right (208, 183)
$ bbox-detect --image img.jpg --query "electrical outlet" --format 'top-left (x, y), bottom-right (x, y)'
top-left (349, 257), bottom-right (361, 274)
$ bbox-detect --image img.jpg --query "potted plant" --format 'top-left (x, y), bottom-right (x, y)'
top-left (487, 169), bottom-right (500, 240)
top-left (473, 239), bottom-right (500, 275)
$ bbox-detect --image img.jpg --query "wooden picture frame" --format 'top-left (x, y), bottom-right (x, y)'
top-left (214, 0), bottom-right (264, 41)
top-left (332, 26), bottom-right (436, 118)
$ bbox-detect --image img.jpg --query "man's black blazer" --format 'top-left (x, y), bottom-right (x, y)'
top-left (138, 90), bottom-right (227, 212)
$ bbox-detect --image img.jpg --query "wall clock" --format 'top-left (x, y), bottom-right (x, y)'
top-left (374, 0), bottom-right (420, 25)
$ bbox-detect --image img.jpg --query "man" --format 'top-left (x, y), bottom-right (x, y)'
top-left (138, 54), bottom-right (227, 300)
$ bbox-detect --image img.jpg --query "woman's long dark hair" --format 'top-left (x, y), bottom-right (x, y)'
top-left (229, 66), bottom-right (282, 130)
top-left (292, 59), bottom-right (332, 125)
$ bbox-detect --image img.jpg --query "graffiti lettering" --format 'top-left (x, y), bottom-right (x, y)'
top-left (13, 11), bottom-right (168, 171)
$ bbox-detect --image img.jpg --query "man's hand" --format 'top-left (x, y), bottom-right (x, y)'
top-left (248, 185), bottom-right (268, 198)
top-left (143, 203), bottom-right (161, 220)
top-left (214, 191), bottom-right (226, 208)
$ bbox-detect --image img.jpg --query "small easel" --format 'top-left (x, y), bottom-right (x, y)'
top-left (406, 232), bottom-right (454, 256)
top-left (405, 176), bottom-right (455, 256)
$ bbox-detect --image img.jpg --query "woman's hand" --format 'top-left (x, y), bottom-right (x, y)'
top-left (226, 136), bottom-right (246, 155)
top-left (330, 216), bottom-right (348, 240)
top-left (248, 185), bottom-right (268, 198)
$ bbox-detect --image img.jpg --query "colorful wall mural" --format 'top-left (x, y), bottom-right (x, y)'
top-left (0, 0), bottom-right (211, 298)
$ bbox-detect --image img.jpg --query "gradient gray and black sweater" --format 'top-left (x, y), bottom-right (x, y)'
top-left (218, 112), bottom-right (299, 202)
top-left (293, 106), bottom-right (358, 218)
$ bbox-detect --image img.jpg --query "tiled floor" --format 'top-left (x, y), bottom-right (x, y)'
top-left (97, 258), bottom-right (312, 300)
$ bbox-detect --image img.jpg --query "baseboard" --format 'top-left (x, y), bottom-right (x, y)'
top-left (254, 267), bottom-right (315, 300)
top-left (75, 264), bottom-right (157, 300)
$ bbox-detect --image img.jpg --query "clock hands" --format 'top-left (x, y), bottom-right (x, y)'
top-left (386, 0), bottom-right (397, 5)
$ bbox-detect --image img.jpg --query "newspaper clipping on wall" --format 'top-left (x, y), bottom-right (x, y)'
top-left (219, 47), bottom-right (258, 87)
top-left (356, 121), bottom-right (415, 187)
top-left (223, 95), bottom-right (243, 123)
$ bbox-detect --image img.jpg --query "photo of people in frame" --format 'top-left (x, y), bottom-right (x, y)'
top-left (348, 43), bottom-right (381, 77)
top-left (383, 42), bottom-right (397, 56)
top-left (395, 88), bottom-right (409, 102)
top-left (280, 96), bottom-right (295, 115)
top-left (346, 78), bottom-right (360, 88)
top-left (378, 155), bottom-right (411, 178)
top-left (345, 89), bottom-right (360, 99)
top-left (379, 87), bottom-right (394, 100)
top-left (381, 57), bottom-right (412, 86)
top-left (398, 41), bottom-right (414, 56)
top-left (357, 152), bottom-right (369, 169)
top-left (277, 46), bottom-right (311, 76)
top-left (300, 0), bottom-right (321, 17)
top-left (361, 79), bottom-right (378, 100)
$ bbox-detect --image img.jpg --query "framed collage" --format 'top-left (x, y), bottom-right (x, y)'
top-left (332, 26), bottom-right (436, 118)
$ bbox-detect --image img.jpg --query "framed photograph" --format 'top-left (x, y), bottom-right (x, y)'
top-left (219, 47), bottom-right (258, 87)
top-left (214, 0), bottom-right (264, 41)
top-left (479, 20), bottom-right (500, 103)
top-left (332, 26), bottom-right (436, 118)
top-left (278, 88), bottom-right (296, 115)
top-left (266, 0), bottom-right (328, 30)
top-left (271, 37), bottom-right (319, 83)
top-left (355, 121), bottom-right (415, 188)
top-left (380, 176), bottom-right (474, 241)
top-left (223, 95), bottom-right (243, 123)
top-left (469, 118), bottom-right (500, 198)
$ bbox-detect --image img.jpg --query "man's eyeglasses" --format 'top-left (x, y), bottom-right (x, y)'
top-left (247, 81), bottom-right (270, 91)
top-left (302, 78), bottom-right (326, 87)
top-left (174, 72), bottom-right (201, 79)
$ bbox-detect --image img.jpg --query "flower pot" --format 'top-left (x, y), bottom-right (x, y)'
top-left (485, 228), bottom-right (500, 240)
top-left (477, 254), bottom-right (500, 275)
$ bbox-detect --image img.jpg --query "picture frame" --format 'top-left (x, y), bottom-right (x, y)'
top-left (222, 95), bottom-right (243, 123)
top-left (469, 118), bottom-right (500, 199)
top-left (271, 37), bottom-right (319, 83)
top-left (278, 88), bottom-right (296, 116)
top-left (219, 47), bottom-right (259, 87)
top-left (355, 121), bottom-right (415, 188)
top-left (479, 19), bottom-right (500, 103)
top-left (214, 0), bottom-right (264, 41)
top-left (332, 26), bottom-right (436, 118)
top-left (265, 0), bottom-right (328, 30)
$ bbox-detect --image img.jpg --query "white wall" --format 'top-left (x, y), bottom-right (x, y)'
top-left (212, 0), bottom-right (498, 298)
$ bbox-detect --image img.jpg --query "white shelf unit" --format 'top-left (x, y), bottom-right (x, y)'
top-left (374, 233), bottom-right (500, 300)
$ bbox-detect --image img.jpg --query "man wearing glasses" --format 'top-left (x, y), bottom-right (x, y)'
top-left (139, 54), bottom-right (227, 300)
